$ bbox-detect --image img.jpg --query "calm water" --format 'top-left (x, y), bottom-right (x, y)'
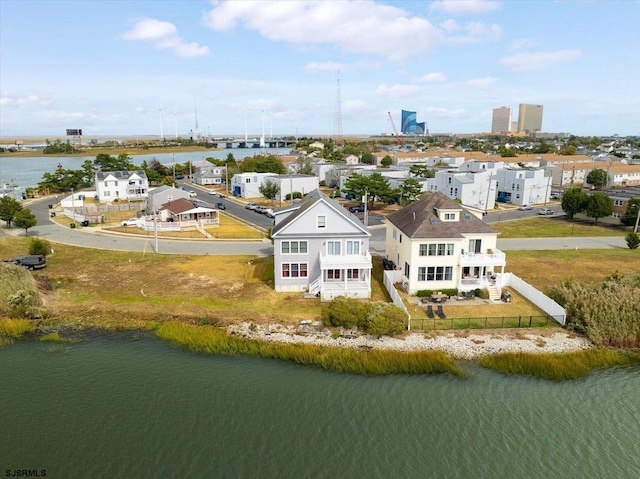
top-left (1, 334), bottom-right (639, 479)
top-left (0, 148), bottom-right (290, 189)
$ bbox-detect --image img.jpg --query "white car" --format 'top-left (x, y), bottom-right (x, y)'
top-left (120, 218), bottom-right (140, 226)
top-left (518, 204), bottom-right (533, 211)
top-left (539, 208), bottom-right (555, 215)
top-left (188, 191), bottom-right (198, 197)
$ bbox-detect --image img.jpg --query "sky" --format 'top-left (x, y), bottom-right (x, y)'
top-left (1, 0), bottom-right (639, 139)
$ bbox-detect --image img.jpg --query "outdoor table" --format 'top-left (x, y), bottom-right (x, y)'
top-left (431, 293), bottom-right (448, 303)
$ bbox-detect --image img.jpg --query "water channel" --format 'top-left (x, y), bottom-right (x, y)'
top-left (1, 334), bottom-right (639, 479)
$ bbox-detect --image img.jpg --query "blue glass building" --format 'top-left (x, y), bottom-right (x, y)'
top-left (401, 110), bottom-right (425, 135)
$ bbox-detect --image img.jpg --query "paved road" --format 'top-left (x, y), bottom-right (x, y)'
top-left (1, 196), bottom-right (628, 255)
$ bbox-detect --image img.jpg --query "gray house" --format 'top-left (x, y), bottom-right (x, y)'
top-left (271, 189), bottom-right (372, 300)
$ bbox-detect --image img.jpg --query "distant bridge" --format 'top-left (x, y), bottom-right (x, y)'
top-left (208, 138), bottom-right (297, 149)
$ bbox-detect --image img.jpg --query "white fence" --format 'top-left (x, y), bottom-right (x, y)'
top-left (383, 270), bottom-right (411, 327)
top-left (503, 273), bottom-right (566, 325)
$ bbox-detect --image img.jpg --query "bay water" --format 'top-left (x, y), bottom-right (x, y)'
top-left (1, 333), bottom-right (639, 479)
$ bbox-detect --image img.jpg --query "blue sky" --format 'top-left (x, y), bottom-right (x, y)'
top-left (1, 0), bottom-right (639, 138)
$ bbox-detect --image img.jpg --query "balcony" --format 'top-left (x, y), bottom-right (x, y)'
top-left (319, 250), bottom-right (372, 269)
top-left (459, 249), bottom-right (506, 267)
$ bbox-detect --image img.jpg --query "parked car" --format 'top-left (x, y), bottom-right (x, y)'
top-left (550, 192), bottom-right (561, 200)
top-left (216, 202), bottom-right (226, 210)
top-left (121, 218), bottom-right (140, 226)
top-left (518, 204), bottom-right (533, 211)
top-left (254, 206), bottom-right (267, 214)
top-left (245, 203), bottom-right (257, 210)
top-left (264, 208), bottom-right (274, 218)
top-left (174, 174), bottom-right (184, 180)
top-left (4, 255), bottom-right (47, 270)
top-left (349, 205), bottom-right (365, 213)
top-left (539, 208), bottom-right (554, 215)
top-left (218, 194), bottom-right (226, 198)
top-left (188, 191), bottom-right (198, 197)
top-left (208, 190), bottom-right (217, 195)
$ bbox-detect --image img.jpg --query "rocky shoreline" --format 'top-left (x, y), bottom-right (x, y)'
top-left (227, 322), bottom-right (593, 360)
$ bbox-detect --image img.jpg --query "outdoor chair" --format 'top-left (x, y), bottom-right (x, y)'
top-left (437, 305), bottom-right (446, 319)
top-left (426, 305), bottom-right (435, 319)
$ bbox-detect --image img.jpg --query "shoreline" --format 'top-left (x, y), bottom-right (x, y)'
top-left (227, 322), bottom-right (594, 360)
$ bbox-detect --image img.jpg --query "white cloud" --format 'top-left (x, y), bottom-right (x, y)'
top-left (416, 72), bottom-right (447, 83)
top-left (375, 83), bottom-right (420, 97)
top-left (342, 99), bottom-right (373, 115)
top-left (508, 38), bottom-right (536, 52)
top-left (123, 18), bottom-right (209, 58)
top-left (0, 92), bottom-right (53, 108)
top-left (425, 106), bottom-right (467, 119)
top-left (465, 76), bottom-right (498, 89)
top-left (203, 0), bottom-right (442, 60)
top-left (430, 0), bottom-right (501, 15)
top-left (445, 21), bottom-right (502, 45)
top-left (305, 61), bottom-right (345, 72)
top-left (500, 49), bottom-right (582, 71)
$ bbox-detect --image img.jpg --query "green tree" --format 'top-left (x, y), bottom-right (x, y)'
top-left (396, 178), bottom-right (423, 205)
top-left (561, 187), bottom-right (589, 220)
top-left (258, 180), bottom-right (280, 206)
top-left (620, 198), bottom-right (640, 227)
top-left (343, 173), bottom-right (393, 210)
top-left (364, 302), bottom-right (407, 338)
top-left (0, 196), bottom-right (23, 226)
top-left (409, 164), bottom-right (434, 178)
top-left (625, 231), bottom-right (640, 249)
top-left (29, 237), bottom-right (51, 256)
top-left (558, 145), bottom-right (577, 155)
top-left (94, 153), bottom-right (134, 171)
top-left (294, 157), bottom-right (314, 176)
top-left (12, 208), bottom-right (37, 235)
top-left (81, 159), bottom-right (97, 185)
top-left (586, 168), bottom-right (608, 189)
top-left (585, 192), bottom-right (613, 222)
top-left (239, 155), bottom-right (286, 174)
top-left (360, 152), bottom-right (374, 165)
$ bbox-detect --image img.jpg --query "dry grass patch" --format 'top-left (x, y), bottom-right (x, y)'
top-left (493, 217), bottom-right (625, 238)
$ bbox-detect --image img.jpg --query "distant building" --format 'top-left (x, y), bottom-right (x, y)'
top-left (95, 170), bottom-right (148, 203)
top-left (401, 110), bottom-right (426, 135)
top-left (517, 104), bottom-right (543, 133)
top-left (491, 107), bottom-right (511, 133)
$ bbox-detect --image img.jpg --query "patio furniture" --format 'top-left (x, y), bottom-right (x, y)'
top-left (431, 292), bottom-right (448, 303)
top-left (426, 305), bottom-right (435, 319)
top-left (437, 305), bottom-right (446, 319)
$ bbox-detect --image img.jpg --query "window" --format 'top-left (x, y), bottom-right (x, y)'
top-left (614, 199), bottom-right (624, 206)
top-left (469, 239), bottom-right (481, 253)
top-left (346, 240), bottom-right (360, 255)
top-left (424, 243), bottom-right (454, 256)
top-left (392, 229), bottom-right (397, 240)
top-left (317, 215), bottom-right (326, 228)
top-left (245, 178), bottom-right (251, 183)
top-left (281, 263), bottom-right (308, 278)
top-left (347, 269), bottom-right (359, 280)
top-left (326, 269), bottom-right (341, 280)
top-left (426, 266), bottom-right (453, 281)
top-left (419, 244), bottom-right (428, 256)
top-left (281, 241), bottom-right (307, 254)
top-left (418, 267), bottom-right (426, 281)
top-left (399, 234), bottom-right (403, 243)
top-left (327, 241), bottom-right (341, 255)
top-left (404, 261), bottom-right (410, 278)
top-left (437, 244), bottom-right (446, 256)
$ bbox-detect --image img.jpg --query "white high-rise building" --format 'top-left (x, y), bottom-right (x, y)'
top-left (491, 107), bottom-right (511, 133)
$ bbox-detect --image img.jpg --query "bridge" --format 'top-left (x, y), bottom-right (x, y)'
top-left (207, 138), bottom-right (297, 149)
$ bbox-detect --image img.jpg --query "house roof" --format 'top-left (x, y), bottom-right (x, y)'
top-left (160, 198), bottom-right (198, 214)
top-left (386, 192), bottom-right (497, 239)
top-left (95, 170), bottom-right (147, 180)
top-left (271, 188), bottom-right (370, 238)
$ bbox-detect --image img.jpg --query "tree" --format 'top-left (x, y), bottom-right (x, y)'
top-left (585, 192), bottom-right (613, 222)
top-left (620, 198), bottom-right (640, 227)
top-left (360, 152), bottom-right (374, 165)
top-left (561, 187), bottom-right (588, 220)
top-left (13, 208), bottom-right (37, 235)
top-left (586, 168), bottom-right (608, 189)
top-left (558, 145), bottom-right (577, 155)
top-left (294, 157), bottom-right (314, 176)
top-left (94, 153), bottom-right (134, 171)
top-left (343, 173), bottom-right (393, 209)
top-left (409, 164), bottom-right (434, 178)
top-left (396, 178), bottom-right (423, 205)
top-left (625, 231), bottom-right (640, 250)
top-left (239, 155), bottom-right (286, 174)
top-left (259, 180), bottom-right (280, 206)
top-left (0, 196), bottom-right (23, 226)
top-left (380, 155), bottom-right (393, 167)
top-left (29, 237), bottom-right (51, 256)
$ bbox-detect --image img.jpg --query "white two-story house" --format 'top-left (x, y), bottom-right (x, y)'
top-left (95, 170), bottom-right (149, 203)
top-left (385, 192), bottom-right (506, 298)
top-left (271, 189), bottom-right (372, 301)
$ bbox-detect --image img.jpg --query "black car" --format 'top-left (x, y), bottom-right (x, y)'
top-left (349, 205), bottom-right (365, 213)
top-left (216, 202), bottom-right (226, 210)
top-left (4, 255), bottom-right (47, 270)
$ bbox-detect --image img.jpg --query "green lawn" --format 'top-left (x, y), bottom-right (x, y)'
top-left (493, 216), bottom-right (627, 238)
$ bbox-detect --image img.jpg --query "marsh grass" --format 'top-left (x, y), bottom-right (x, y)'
top-left (0, 318), bottom-right (35, 347)
top-left (156, 322), bottom-right (464, 377)
top-left (479, 349), bottom-right (640, 381)
top-left (38, 331), bottom-right (79, 343)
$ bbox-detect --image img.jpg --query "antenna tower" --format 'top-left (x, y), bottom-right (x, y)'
top-left (333, 74), bottom-right (343, 143)
top-left (194, 99), bottom-right (199, 142)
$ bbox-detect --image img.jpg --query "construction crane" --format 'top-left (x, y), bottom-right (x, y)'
top-left (387, 111), bottom-right (403, 146)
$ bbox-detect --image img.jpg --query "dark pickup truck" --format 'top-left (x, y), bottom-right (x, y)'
top-left (4, 255), bottom-right (47, 270)
top-left (349, 205), bottom-right (365, 213)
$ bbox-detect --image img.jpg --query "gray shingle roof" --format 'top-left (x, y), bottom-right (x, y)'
top-left (385, 192), bottom-right (497, 239)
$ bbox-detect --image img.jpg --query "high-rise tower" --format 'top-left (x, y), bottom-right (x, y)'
top-left (517, 104), bottom-right (543, 133)
top-left (491, 107), bottom-right (511, 133)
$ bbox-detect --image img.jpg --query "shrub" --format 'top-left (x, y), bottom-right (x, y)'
top-left (364, 301), bottom-right (407, 338)
top-left (7, 290), bottom-right (37, 318)
top-left (320, 296), bottom-right (370, 328)
top-left (625, 231), bottom-right (640, 249)
top-left (416, 290), bottom-right (433, 298)
top-left (29, 237), bottom-right (51, 256)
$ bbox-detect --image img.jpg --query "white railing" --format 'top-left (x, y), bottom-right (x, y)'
top-left (319, 250), bottom-right (372, 269)
top-left (459, 249), bottom-right (506, 267)
top-left (308, 277), bottom-right (321, 295)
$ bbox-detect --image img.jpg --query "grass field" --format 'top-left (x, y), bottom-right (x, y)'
top-left (493, 216), bottom-right (626, 238)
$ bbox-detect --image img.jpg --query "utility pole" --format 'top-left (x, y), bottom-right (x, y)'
top-left (634, 204), bottom-right (640, 234)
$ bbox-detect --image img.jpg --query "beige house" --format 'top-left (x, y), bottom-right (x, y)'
top-left (385, 192), bottom-right (506, 298)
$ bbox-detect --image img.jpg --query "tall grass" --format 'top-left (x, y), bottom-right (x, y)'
top-left (479, 349), bottom-right (640, 381)
top-left (156, 322), bottom-right (464, 377)
top-left (0, 318), bottom-right (35, 347)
